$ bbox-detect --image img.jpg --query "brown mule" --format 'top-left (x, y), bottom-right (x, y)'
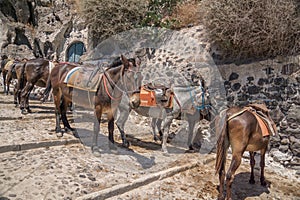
top-left (6, 59), bottom-right (28, 105)
top-left (1, 57), bottom-right (15, 94)
top-left (44, 55), bottom-right (142, 155)
top-left (215, 104), bottom-right (276, 200)
top-left (19, 58), bottom-right (56, 114)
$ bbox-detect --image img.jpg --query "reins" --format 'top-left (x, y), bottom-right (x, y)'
top-left (103, 73), bottom-right (123, 100)
top-left (98, 61), bottom-right (141, 101)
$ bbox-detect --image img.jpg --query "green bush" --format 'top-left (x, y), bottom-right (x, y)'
top-left (201, 0), bottom-right (300, 63)
top-left (78, 0), bottom-right (148, 48)
top-left (140, 0), bottom-right (181, 28)
top-left (78, 0), bottom-right (184, 48)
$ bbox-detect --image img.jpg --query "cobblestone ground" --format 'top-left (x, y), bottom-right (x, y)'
top-left (0, 93), bottom-right (299, 200)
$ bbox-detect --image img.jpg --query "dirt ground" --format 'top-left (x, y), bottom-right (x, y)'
top-left (0, 91), bottom-right (299, 200)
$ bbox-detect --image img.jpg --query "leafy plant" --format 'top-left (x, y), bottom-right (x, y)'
top-left (140, 0), bottom-right (181, 28)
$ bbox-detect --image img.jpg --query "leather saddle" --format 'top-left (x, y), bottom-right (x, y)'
top-left (228, 103), bottom-right (277, 137)
top-left (65, 65), bottom-right (102, 92)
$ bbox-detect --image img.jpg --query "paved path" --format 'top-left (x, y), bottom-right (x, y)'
top-left (1, 94), bottom-right (299, 200)
top-left (0, 94), bottom-right (211, 200)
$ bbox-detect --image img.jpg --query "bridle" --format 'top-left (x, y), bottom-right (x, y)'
top-left (189, 85), bottom-right (211, 111)
top-left (101, 62), bottom-right (141, 101)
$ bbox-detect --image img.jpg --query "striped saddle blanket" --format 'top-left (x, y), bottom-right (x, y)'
top-left (64, 66), bottom-right (102, 92)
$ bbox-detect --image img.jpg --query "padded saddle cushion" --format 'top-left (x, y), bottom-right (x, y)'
top-left (64, 66), bottom-right (102, 92)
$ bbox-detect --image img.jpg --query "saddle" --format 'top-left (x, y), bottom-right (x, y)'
top-left (4, 60), bottom-right (14, 70)
top-left (140, 83), bottom-right (173, 108)
top-left (228, 103), bottom-right (277, 137)
top-left (64, 66), bottom-right (102, 92)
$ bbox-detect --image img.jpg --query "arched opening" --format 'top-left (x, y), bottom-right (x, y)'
top-left (66, 41), bottom-right (86, 63)
top-left (44, 41), bottom-right (53, 59)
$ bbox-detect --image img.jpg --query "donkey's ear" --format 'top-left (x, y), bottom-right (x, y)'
top-left (121, 55), bottom-right (129, 68)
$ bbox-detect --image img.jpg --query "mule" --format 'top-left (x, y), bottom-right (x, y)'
top-left (116, 78), bottom-right (212, 153)
top-left (45, 55), bottom-right (142, 154)
top-left (215, 104), bottom-right (277, 200)
top-left (0, 56), bottom-right (14, 94)
top-left (6, 59), bottom-right (28, 103)
top-left (19, 58), bottom-right (55, 114)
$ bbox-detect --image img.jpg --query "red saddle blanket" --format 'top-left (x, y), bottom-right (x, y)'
top-left (140, 86), bottom-right (173, 108)
top-left (228, 104), bottom-right (277, 137)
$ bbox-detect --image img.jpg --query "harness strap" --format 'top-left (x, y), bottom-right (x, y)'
top-left (228, 108), bottom-right (248, 121)
top-left (103, 74), bottom-right (122, 101)
top-left (227, 107), bottom-right (277, 136)
top-left (173, 93), bottom-right (182, 111)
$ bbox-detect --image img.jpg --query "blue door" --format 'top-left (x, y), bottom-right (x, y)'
top-left (67, 42), bottom-right (86, 63)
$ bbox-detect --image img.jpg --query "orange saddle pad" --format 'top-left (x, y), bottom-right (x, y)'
top-left (140, 86), bottom-right (173, 108)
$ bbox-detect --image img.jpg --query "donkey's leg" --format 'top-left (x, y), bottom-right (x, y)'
top-left (54, 110), bottom-right (62, 137)
top-left (3, 72), bottom-right (8, 95)
top-left (107, 112), bottom-right (117, 150)
top-left (225, 152), bottom-right (242, 200)
top-left (218, 154), bottom-right (227, 200)
top-left (6, 75), bottom-right (11, 95)
top-left (260, 147), bottom-right (268, 186)
top-left (2, 72), bottom-right (7, 94)
top-left (20, 82), bottom-right (34, 114)
top-left (151, 118), bottom-right (161, 141)
top-left (15, 79), bottom-right (24, 107)
top-left (161, 115), bottom-right (173, 153)
top-left (157, 118), bottom-right (163, 139)
top-left (4, 71), bottom-right (12, 95)
top-left (13, 87), bottom-right (18, 106)
top-left (60, 98), bottom-right (78, 138)
top-left (249, 151), bottom-right (256, 184)
top-left (187, 120), bottom-right (197, 151)
top-left (25, 93), bottom-right (31, 112)
top-left (52, 90), bottom-right (63, 136)
top-left (116, 108), bottom-right (131, 148)
top-left (92, 105), bottom-right (102, 154)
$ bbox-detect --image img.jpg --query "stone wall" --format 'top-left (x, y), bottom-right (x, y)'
top-left (218, 56), bottom-right (300, 168)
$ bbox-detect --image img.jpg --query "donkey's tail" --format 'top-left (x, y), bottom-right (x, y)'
top-left (215, 109), bottom-right (229, 175)
top-left (40, 75), bottom-right (52, 103)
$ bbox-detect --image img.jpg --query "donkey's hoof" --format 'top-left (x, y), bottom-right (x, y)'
top-left (109, 142), bottom-right (118, 152)
top-left (64, 127), bottom-right (74, 133)
top-left (260, 179), bottom-right (267, 186)
top-left (161, 147), bottom-right (169, 155)
top-left (93, 151), bottom-right (101, 157)
top-left (153, 135), bottom-right (161, 142)
top-left (56, 132), bottom-right (63, 137)
top-left (73, 132), bottom-right (79, 138)
top-left (122, 141), bottom-right (130, 148)
top-left (21, 109), bottom-right (27, 115)
top-left (92, 146), bottom-right (101, 157)
top-left (185, 149), bottom-right (197, 153)
top-left (249, 179), bottom-right (255, 184)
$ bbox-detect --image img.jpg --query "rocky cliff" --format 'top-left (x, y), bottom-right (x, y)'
top-left (0, 0), bottom-right (87, 61)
